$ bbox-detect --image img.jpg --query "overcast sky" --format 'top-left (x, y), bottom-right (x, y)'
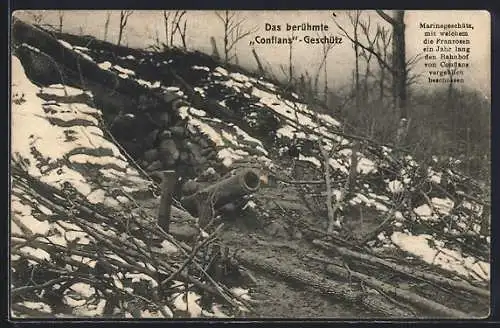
top-left (13, 10), bottom-right (491, 97)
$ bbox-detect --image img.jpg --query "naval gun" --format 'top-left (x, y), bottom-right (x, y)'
top-left (180, 168), bottom-right (261, 227)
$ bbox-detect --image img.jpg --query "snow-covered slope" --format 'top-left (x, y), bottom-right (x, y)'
top-left (54, 39), bottom-right (489, 283)
top-left (11, 55), bottom-right (249, 318)
top-left (10, 24), bottom-right (490, 318)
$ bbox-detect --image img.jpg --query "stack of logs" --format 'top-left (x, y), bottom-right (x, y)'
top-left (135, 100), bottom-right (221, 178)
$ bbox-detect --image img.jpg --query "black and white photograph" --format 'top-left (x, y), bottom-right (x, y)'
top-left (9, 10), bottom-right (491, 319)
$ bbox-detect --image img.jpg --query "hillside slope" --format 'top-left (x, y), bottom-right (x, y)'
top-left (10, 20), bottom-right (490, 318)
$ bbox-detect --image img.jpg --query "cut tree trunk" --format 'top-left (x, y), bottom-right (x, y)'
top-left (324, 264), bottom-right (469, 318)
top-left (313, 240), bottom-right (489, 299)
top-left (235, 250), bottom-right (414, 317)
top-left (12, 18), bottom-right (177, 115)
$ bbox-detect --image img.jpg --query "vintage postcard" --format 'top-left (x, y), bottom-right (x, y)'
top-left (10, 10), bottom-right (490, 319)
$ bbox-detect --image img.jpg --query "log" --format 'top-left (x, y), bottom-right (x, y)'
top-left (312, 240), bottom-right (490, 299)
top-left (163, 63), bottom-right (258, 141)
top-left (235, 250), bottom-right (414, 317)
top-left (12, 18), bottom-right (174, 114)
top-left (324, 264), bottom-right (470, 318)
top-left (13, 19), bottom-right (132, 94)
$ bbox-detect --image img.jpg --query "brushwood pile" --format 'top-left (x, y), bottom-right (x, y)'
top-left (10, 19), bottom-right (490, 318)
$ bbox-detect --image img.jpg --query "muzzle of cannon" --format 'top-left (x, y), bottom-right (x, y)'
top-left (180, 168), bottom-right (261, 226)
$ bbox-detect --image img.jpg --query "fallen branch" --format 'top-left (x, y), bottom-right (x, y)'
top-left (313, 240), bottom-right (489, 298)
top-left (160, 223), bottom-right (224, 286)
top-left (324, 263), bottom-right (469, 318)
top-left (235, 250), bottom-right (414, 317)
top-left (11, 163), bottom-right (244, 316)
top-left (305, 226), bottom-right (367, 251)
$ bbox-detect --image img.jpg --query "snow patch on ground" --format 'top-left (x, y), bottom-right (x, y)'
top-left (98, 61), bottom-right (112, 70)
top-left (41, 84), bottom-right (92, 98)
top-left (192, 65), bottom-right (210, 71)
top-left (391, 232), bottom-right (489, 281)
top-left (431, 197), bottom-right (454, 215)
top-left (218, 148), bottom-right (249, 167)
top-left (414, 204), bottom-right (433, 220)
top-left (172, 291), bottom-right (203, 317)
top-left (113, 65), bottom-right (135, 76)
top-left (58, 40), bottom-right (73, 49)
top-left (299, 154), bottom-right (322, 168)
top-left (19, 301), bottom-right (52, 313)
top-left (136, 79), bottom-right (161, 88)
top-left (388, 180), bottom-right (404, 194)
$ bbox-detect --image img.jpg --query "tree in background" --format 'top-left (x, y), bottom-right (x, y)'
top-left (278, 31), bottom-right (295, 86)
top-left (335, 10), bottom-right (416, 145)
top-left (375, 25), bottom-right (392, 102)
top-left (358, 16), bottom-right (380, 105)
top-left (347, 11), bottom-right (362, 110)
top-left (30, 12), bottom-right (43, 25)
top-left (215, 11), bottom-right (257, 64)
top-left (376, 10), bottom-right (407, 121)
top-left (162, 10), bottom-right (188, 49)
top-left (313, 31), bottom-right (336, 104)
top-left (57, 11), bottom-right (64, 33)
top-left (117, 10), bottom-right (133, 47)
top-left (103, 11), bottom-right (111, 41)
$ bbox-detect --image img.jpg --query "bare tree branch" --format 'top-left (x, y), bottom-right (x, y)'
top-left (117, 10), bottom-right (133, 46)
top-left (376, 10), bottom-right (398, 26)
top-left (216, 11), bottom-right (257, 64)
top-left (334, 20), bottom-right (395, 75)
top-left (103, 11), bottom-right (111, 41)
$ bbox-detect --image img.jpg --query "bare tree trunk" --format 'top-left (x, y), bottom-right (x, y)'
top-left (466, 127), bottom-right (471, 175)
top-left (58, 11), bottom-right (64, 33)
top-left (377, 28), bottom-right (391, 102)
top-left (318, 142), bottom-right (337, 233)
top-left (154, 29), bottom-right (161, 48)
top-left (392, 10), bottom-right (407, 120)
top-left (288, 36), bottom-right (294, 84)
top-left (104, 11), bottom-right (111, 41)
top-left (323, 63), bottom-right (328, 104)
top-left (170, 14), bottom-right (176, 47)
top-left (215, 10), bottom-right (256, 64)
top-left (163, 11), bottom-right (169, 46)
top-left (164, 11), bottom-right (188, 49)
top-left (117, 10), bottom-right (133, 47)
top-left (117, 28), bottom-right (123, 46)
top-left (354, 44), bottom-right (360, 108)
top-left (346, 141), bottom-right (359, 194)
top-left (252, 48), bottom-right (264, 74)
top-left (363, 60), bottom-right (371, 104)
top-left (447, 65), bottom-right (455, 137)
top-left (224, 11), bottom-right (229, 63)
top-left (352, 12), bottom-right (361, 110)
top-left (210, 36), bottom-right (221, 59)
top-left (180, 20), bottom-right (187, 49)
